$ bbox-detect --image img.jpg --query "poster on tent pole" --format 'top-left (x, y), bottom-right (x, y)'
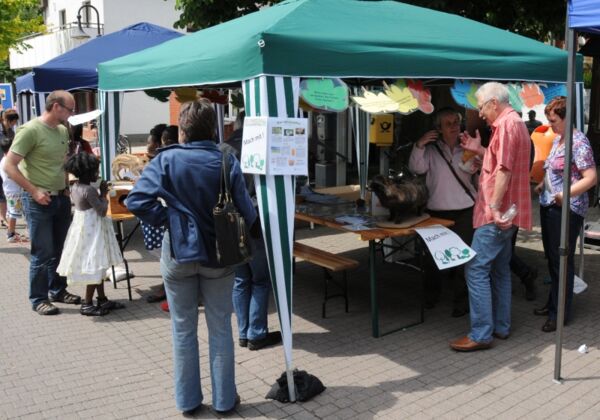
top-left (241, 116), bottom-right (308, 175)
top-left (0, 83), bottom-right (14, 111)
top-left (414, 224), bottom-right (476, 270)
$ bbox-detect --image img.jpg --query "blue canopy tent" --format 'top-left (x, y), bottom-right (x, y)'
top-left (14, 22), bottom-right (182, 177)
top-left (554, 0), bottom-right (600, 381)
top-left (15, 73), bottom-right (46, 123)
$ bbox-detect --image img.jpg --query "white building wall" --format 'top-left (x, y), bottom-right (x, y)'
top-left (44, 0), bottom-right (105, 31)
top-left (103, 0), bottom-right (182, 136)
top-left (11, 0), bottom-right (182, 137)
top-left (103, 0), bottom-right (180, 34)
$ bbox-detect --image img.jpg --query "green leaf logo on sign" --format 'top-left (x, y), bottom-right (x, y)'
top-left (300, 78), bottom-right (349, 112)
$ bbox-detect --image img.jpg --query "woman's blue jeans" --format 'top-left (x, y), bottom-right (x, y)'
top-left (466, 223), bottom-right (517, 343)
top-left (540, 205), bottom-right (583, 322)
top-left (22, 193), bottom-right (71, 308)
top-left (161, 232), bottom-right (237, 412)
top-left (232, 237), bottom-right (271, 341)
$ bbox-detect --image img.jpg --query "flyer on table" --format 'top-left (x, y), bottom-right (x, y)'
top-left (414, 224), bottom-right (476, 270)
top-left (241, 116), bottom-right (308, 176)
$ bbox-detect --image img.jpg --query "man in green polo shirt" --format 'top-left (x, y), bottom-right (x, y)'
top-left (4, 90), bottom-right (81, 315)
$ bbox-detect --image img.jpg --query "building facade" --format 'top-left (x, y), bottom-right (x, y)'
top-left (9, 0), bottom-right (183, 138)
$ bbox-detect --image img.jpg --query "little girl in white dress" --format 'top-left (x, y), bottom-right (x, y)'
top-left (57, 152), bottom-right (125, 316)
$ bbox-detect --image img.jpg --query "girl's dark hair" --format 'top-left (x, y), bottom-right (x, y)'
top-left (69, 123), bottom-right (83, 140)
top-left (64, 152), bottom-right (100, 184)
top-left (149, 123), bottom-right (167, 146)
top-left (161, 125), bottom-right (179, 145)
top-left (178, 98), bottom-right (217, 143)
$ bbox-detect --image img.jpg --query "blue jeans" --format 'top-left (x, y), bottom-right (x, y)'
top-left (232, 237), bottom-right (271, 341)
top-left (161, 232), bottom-right (237, 412)
top-left (22, 193), bottom-right (72, 308)
top-left (466, 223), bottom-right (517, 343)
top-left (540, 205), bottom-right (583, 322)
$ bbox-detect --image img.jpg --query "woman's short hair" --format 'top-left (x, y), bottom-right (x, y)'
top-left (545, 96), bottom-right (566, 120)
top-left (475, 82), bottom-right (509, 105)
top-left (64, 152), bottom-right (100, 183)
top-left (433, 107), bottom-right (462, 129)
top-left (178, 98), bottom-right (217, 143)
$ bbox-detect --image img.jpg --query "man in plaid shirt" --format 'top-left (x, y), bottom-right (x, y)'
top-left (450, 82), bottom-right (532, 352)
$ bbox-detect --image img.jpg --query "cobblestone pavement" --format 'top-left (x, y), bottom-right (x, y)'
top-left (2, 203), bottom-right (600, 419)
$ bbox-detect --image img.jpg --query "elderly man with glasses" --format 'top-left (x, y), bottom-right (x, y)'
top-left (449, 82), bottom-right (532, 351)
top-left (4, 90), bottom-right (81, 315)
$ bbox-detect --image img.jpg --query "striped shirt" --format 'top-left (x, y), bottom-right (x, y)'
top-left (473, 107), bottom-right (532, 230)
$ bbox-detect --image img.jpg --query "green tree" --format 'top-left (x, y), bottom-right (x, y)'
top-left (0, 0), bottom-right (45, 60)
top-left (172, 0), bottom-right (281, 31)
top-left (400, 0), bottom-right (566, 42)
top-left (171, 0), bottom-right (565, 41)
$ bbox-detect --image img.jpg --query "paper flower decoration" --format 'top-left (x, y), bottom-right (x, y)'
top-left (407, 79), bottom-right (434, 114)
top-left (539, 83), bottom-right (567, 102)
top-left (174, 87), bottom-right (198, 103)
top-left (520, 83), bottom-right (545, 108)
top-left (382, 81), bottom-right (419, 114)
top-left (506, 83), bottom-right (524, 112)
top-left (300, 78), bottom-right (349, 112)
top-left (351, 88), bottom-right (399, 114)
top-left (451, 80), bottom-right (479, 110)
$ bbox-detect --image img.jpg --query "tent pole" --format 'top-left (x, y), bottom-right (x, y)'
top-left (554, 26), bottom-right (577, 383)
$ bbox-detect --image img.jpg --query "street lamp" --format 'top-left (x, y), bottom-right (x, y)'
top-left (72, 4), bottom-right (101, 40)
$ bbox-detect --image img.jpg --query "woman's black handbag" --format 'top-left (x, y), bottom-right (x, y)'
top-left (213, 150), bottom-right (253, 266)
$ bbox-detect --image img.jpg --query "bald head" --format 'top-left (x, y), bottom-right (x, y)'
top-left (42, 90), bottom-right (76, 127)
top-left (45, 90), bottom-right (75, 112)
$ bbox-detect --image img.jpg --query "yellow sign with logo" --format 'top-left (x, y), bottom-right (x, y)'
top-left (369, 114), bottom-right (394, 146)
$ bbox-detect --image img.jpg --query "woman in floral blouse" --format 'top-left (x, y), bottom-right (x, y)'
top-left (534, 96), bottom-right (597, 332)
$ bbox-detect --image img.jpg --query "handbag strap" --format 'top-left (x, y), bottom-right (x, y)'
top-left (432, 142), bottom-right (476, 203)
top-left (219, 149), bottom-right (232, 203)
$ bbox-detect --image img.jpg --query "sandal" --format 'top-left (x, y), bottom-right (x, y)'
top-left (97, 297), bottom-right (125, 310)
top-left (80, 303), bottom-right (109, 316)
top-left (35, 301), bottom-right (59, 315)
top-left (50, 291), bottom-right (82, 304)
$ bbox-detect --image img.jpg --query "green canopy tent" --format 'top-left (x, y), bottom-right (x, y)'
top-left (98, 0), bottom-right (584, 401)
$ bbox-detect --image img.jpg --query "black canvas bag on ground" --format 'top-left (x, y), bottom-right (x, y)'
top-left (213, 150), bottom-right (253, 266)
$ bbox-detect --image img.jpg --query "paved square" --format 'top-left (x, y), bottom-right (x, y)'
top-left (2, 203), bottom-right (600, 419)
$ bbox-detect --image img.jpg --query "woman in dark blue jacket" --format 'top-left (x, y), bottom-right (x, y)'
top-left (127, 98), bottom-right (256, 415)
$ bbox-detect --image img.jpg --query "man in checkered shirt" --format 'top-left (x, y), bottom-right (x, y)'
top-left (450, 82), bottom-right (532, 352)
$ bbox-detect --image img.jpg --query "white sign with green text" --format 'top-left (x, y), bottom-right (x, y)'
top-left (241, 116), bottom-right (308, 176)
top-left (414, 225), bottom-right (476, 270)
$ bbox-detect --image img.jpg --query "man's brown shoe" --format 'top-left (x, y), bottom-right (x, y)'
top-left (449, 336), bottom-right (491, 352)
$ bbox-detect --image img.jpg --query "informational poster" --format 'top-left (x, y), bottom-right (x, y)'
top-left (0, 83), bottom-right (14, 112)
top-left (414, 224), bottom-right (476, 270)
top-left (241, 116), bottom-right (308, 176)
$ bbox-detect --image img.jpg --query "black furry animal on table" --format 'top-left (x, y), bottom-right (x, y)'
top-left (369, 174), bottom-right (428, 223)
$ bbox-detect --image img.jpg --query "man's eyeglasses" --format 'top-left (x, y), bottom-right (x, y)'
top-left (58, 103), bottom-right (76, 114)
top-left (477, 99), bottom-right (493, 112)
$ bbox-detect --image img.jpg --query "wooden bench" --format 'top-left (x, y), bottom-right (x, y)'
top-left (293, 242), bottom-right (359, 318)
